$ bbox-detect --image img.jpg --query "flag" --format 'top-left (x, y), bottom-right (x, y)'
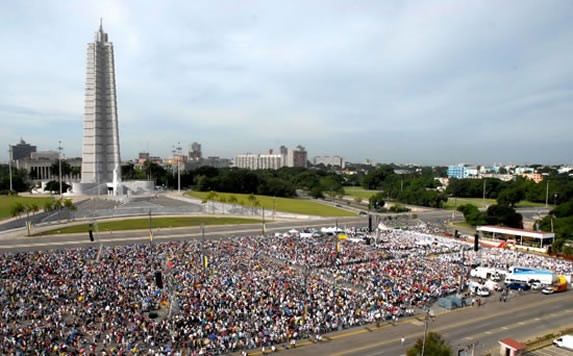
top-left (336, 242), bottom-right (340, 253)
top-left (149, 231), bottom-right (153, 242)
top-left (201, 255), bottom-right (208, 268)
top-left (337, 234), bottom-right (347, 240)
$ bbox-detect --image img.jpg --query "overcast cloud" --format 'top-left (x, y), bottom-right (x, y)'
top-left (1, 0), bottom-right (572, 165)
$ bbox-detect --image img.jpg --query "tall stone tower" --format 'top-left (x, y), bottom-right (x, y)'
top-left (80, 20), bottom-right (122, 195)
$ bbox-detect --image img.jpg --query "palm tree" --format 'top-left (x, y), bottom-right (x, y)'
top-left (218, 196), bottom-right (227, 215)
top-left (253, 200), bottom-right (262, 215)
top-left (247, 193), bottom-right (257, 215)
top-left (63, 198), bottom-right (77, 221)
top-left (10, 202), bottom-right (25, 219)
top-left (205, 191), bottom-right (218, 214)
top-left (228, 195), bottom-right (238, 212)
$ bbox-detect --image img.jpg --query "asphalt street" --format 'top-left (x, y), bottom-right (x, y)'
top-left (237, 290), bottom-right (573, 356)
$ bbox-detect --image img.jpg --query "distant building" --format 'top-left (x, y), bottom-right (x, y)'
top-left (19, 156), bottom-right (82, 181)
top-left (234, 154), bottom-right (284, 170)
top-left (558, 166), bottom-right (573, 174)
top-left (286, 145), bottom-right (307, 168)
top-left (447, 165), bottom-right (468, 179)
top-left (198, 156), bottom-right (231, 169)
top-left (10, 139), bottom-right (37, 161)
top-left (519, 173), bottom-right (543, 183)
top-left (234, 145), bottom-right (307, 170)
top-left (31, 151), bottom-right (59, 161)
top-left (514, 167), bottom-right (535, 174)
top-left (189, 142), bottom-right (202, 160)
top-left (138, 152), bottom-right (150, 161)
top-left (313, 155), bottom-right (345, 168)
top-left (465, 166), bottom-right (479, 177)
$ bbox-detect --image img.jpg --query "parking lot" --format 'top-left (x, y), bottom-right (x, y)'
top-left (527, 345), bottom-right (573, 355)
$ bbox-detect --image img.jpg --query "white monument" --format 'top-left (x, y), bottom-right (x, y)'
top-left (72, 20), bottom-right (121, 195)
top-left (73, 21), bottom-right (153, 196)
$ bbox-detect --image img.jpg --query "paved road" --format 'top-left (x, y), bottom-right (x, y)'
top-left (235, 291), bottom-right (573, 356)
top-left (0, 216), bottom-right (370, 252)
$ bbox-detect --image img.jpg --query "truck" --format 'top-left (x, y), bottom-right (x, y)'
top-left (541, 275), bottom-right (568, 295)
top-left (553, 334), bottom-right (573, 351)
top-left (469, 267), bottom-right (505, 280)
top-left (505, 266), bottom-right (556, 286)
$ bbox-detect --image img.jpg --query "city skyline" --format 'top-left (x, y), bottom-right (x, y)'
top-left (1, 1), bottom-right (572, 165)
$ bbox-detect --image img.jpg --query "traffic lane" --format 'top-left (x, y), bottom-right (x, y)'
top-left (0, 217), bottom-right (369, 252)
top-left (278, 292), bottom-right (573, 356)
top-left (528, 345), bottom-right (573, 355)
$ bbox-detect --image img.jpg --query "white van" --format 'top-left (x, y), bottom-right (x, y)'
top-left (484, 279), bottom-right (503, 292)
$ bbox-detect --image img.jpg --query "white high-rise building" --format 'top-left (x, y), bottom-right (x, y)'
top-left (313, 155), bottom-right (345, 168)
top-left (75, 21), bottom-right (122, 195)
top-left (234, 154), bottom-right (284, 170)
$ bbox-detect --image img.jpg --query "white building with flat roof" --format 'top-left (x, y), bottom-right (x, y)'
top-left (313, 155), bottom-right (345, 168)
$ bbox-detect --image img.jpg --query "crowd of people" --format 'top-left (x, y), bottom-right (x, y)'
top-left (1, 224), bottom-right (572, 355)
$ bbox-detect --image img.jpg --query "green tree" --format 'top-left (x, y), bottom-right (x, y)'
top-left (247, 193), bottom-right (257, 214)
top-left (45, 180), bottom-right (70, 194)
top-left (10, 202), bottom-right (25, 218)
top-left (218, 196), bottom-right (227, 214)
top-left (457, 204), bottom-right (487, 227)
top-left (309, 186), bottom-right (324, 199)
top-left (361, 165), bottom-right (395, 190)
top-left (228, 195), bottom-right (238, 211)
top-left (486, 205), bottom-right (523, 228)
top-left (407, 331), bottom-right (452, 356)
top-left (497, 186), bottom-right (525, 207)
top-left (205, 190), bottom-right (218, 214)
top-left (50, 161), bottom-right (72, 178)
top-left (63, 198), bottom-right (77, 220)
top-left (369, 192), bottom-right (386, 211)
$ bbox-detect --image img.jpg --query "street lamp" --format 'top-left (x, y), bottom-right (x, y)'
top-left (148, 209), bottom-right (153, 242)
top-left (421, 308), bottom-right (435, 356)
top-left (545, 178), bottom-right (549, 208)
top-left (58, 141), bottom-right (63, 196)
top-left (8, 145), bottom-right (13, 193)
top-left (174, 142), bottom-right (182, 193)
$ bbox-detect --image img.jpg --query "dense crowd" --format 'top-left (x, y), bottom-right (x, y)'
top-left (1, 224), bottom-right (572, 355)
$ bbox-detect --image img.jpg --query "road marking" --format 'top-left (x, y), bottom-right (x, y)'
top-left (330, 294), bottom-right (573, 356)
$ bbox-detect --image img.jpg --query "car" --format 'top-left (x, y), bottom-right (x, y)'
top-left (506, 282), bottom-right (530, 291)
top-left (541, 286), bottom-right (555, 295)
top-left (358, 211), bottom-right (368, 215)
top-left (474, 287), bottom-right (490, 297)
top-left (530, 281), bottom-right (544, 290)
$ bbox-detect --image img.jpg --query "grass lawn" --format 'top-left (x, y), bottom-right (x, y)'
top-left (451, 221), bottom-right (474, 229)
top-left (40, 216), bottom-right (261, 235)
top-left (444, 197), bottom-right (549, 210)
top-left (343, 186), bottom-right (382, 200)
top-left (0, 195), bottom-right (55, 220)
top-left (186, 191), bottom-right (355, 217)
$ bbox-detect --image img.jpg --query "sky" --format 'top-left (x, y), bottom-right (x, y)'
top-left (1, 1), bottom-right (572, 166)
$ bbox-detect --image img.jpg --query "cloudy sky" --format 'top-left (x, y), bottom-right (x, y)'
top-left (1, 1), bottom-right (572, 165)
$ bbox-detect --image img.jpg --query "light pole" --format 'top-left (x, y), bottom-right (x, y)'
top-left (148, 209), bottom-right (153, 242)
top-left (58, 141), bottom-right (63, 196)
top-left (8, 145), bottom-right (13, 193)
top-left (421, 309), bottom-right (434, 356)
top-left (545, 179), bottom-right (549, 208)
top-left (176, 142), bottom-right (182, 193)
